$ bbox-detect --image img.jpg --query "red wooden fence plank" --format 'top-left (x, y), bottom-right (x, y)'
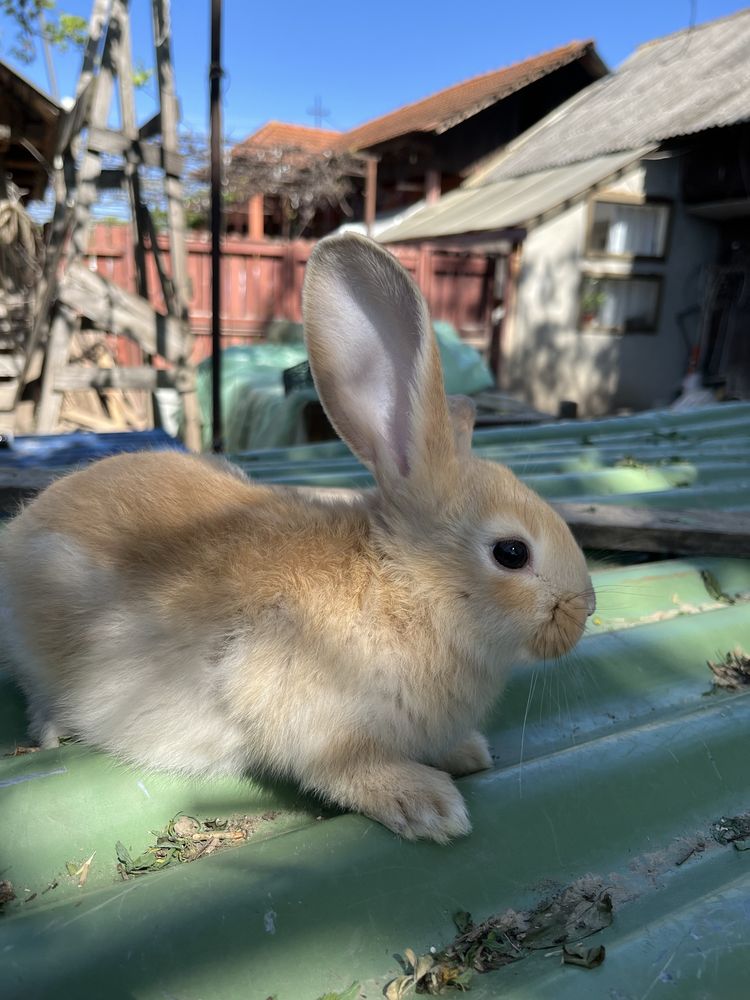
top-left (85, 225), bottom-right (500, 367)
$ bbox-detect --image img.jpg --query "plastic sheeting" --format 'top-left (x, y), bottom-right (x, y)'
top-left (195, 322), bottom-right (494, 452)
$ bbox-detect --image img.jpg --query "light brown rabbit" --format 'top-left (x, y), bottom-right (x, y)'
top-left (0, 234), bottom-right (594, 843)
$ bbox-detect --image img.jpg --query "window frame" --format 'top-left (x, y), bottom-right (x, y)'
top-left (578, 272), bottom-right (664, 336)
top-left (584, 194), bottom-right (673, 262)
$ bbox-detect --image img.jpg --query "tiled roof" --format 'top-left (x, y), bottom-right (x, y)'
top-left (233, 121), bottom-right (342, 156)
top-left (337, 40), bottom-right (602, 151)
top-left (232, 40), bottom-right (604, 160)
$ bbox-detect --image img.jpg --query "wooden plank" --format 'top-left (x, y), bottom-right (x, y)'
top-left (364, 156), bottom-right (377, 236)
top-left (35, 304), bottom-right (78, 432)
top-left (86, 125), bottom-right (135, 156)
top-left (58, 264), bottom-right (186, 361)
top-left (54, 365), bottom-right (177, 391)
top-left (111, 0), bottom-right (149, 302)
top-left (53, 0), bottom-right (110, 155)
top-left (553, 503), bottom-right (750, 559)
top-left (152, 0), bottom-right (200, 452)
top-left (139, 203), bottom-right (178, 316)
top-left (0, 355), bottom-right (24, 377)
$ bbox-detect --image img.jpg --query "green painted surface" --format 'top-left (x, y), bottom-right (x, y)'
top-left (1, 404), bottom-right (750, 999)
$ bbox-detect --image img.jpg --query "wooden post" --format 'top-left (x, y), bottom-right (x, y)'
top-left (493, 242), bottom-right (521, 385)
top-left (36, 304), bottom-right (78, 433)
top-left (112, 0), bottom-right (148, 299)
top-left (151, 0), bottom-right (190, 318)
top-left (248, 194), bottom-right (264, 240)
top-left (425, 169), bottom-right (441, 204)
top-left (364, 156), bottom-right (378, 236)
top-left (152, 0), bottom-right (201, 451)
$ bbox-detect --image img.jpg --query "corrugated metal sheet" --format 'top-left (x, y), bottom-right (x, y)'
top-left (377, 150), bottom-right (647, 243)
top-left (477, 8), bottom-right (750, 182)
top-left (1, 403), bottom-right (750, 999)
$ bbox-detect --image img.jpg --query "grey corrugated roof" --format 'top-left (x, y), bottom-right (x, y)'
top-left (377, 149), bottom-right (648, 242)
top-left (476, 8), bottom-right (750, 182)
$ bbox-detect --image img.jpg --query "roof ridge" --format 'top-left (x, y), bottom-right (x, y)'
top-left (251, 120), bottom-right (342, 136)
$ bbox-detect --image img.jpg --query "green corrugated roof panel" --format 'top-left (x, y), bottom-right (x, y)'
top-left (1, 403), bottom-right (750, 999)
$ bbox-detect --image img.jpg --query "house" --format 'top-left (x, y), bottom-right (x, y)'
top-left (379, 9), bottom-right (750, 417)
top-left (227, 121), bottom-right (346, 238)
top-left (231, 40), bottom-right (607, 239)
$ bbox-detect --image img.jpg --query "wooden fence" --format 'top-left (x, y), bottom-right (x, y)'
top-left (86, 224), bottom-right (499, 366)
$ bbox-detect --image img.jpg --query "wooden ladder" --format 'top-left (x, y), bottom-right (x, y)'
top-left (17, 0), bottom-right (201, 448)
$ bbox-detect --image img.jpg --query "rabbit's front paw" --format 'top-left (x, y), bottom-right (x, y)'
top-left (437, 731), bottom-right (493, 777)
top-left (365, 762), bottom-right (471, 844)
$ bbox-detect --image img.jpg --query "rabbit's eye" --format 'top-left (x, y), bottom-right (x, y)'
top-left (492, 539), bottom-right (529, 570)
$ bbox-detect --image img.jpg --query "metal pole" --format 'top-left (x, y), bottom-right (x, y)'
top-left (209, 0), bottom-right (223, 452)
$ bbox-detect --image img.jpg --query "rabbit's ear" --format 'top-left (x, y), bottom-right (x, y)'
top-left (302, 234), bottom-right (456, 498)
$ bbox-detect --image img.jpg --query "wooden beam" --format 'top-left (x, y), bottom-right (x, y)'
top-left (364, 157), bottom-right (378, 236)
top-left (425, 169), bottom-right (441, 205)
top-left (87, 127), bottom-right (183, 172)
top-left (53, 0), bottom-right (110, 155)
top-left (248, 193), bottom-right (264, 240)
top-left (152, 0), bottom-right (201, 452)
top-left (111, 0), bottom-right (149, 301)
top-left (35, 304), bottom-right (77, 433)
top-left (553, 503), bottom-right (750, 559)
top-left (54, 365), bottom-right (177, 391)
top-left (58, 264), bottom-right (187, 361)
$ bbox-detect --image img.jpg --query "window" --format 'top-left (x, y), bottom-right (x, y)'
top-left (579, 275), bottom-right (661, 334)
top-left (587, 200), bottom-right (670, 259)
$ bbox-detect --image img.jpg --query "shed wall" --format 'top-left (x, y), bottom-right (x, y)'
top-left (503, 158), bottom-right (720, 415)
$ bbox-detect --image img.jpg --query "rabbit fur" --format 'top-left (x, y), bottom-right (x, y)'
top-left (0, 233), bottom-right (594, 843)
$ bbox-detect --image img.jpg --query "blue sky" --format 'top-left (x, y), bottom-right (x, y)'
top-left (1, 0), bottom-right (747, 141)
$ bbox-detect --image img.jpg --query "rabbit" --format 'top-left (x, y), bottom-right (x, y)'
top-left (0, 233), bottom-right (595, 843)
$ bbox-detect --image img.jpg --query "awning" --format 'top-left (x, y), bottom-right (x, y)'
top-left (377, 148), bottom-right (651, 243)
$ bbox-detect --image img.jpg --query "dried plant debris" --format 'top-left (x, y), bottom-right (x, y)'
top-left (386, 880), bottom-right (612, 995)
top-left (314, 984), bottom-right (362, 1000)
top-left (674, 838), bottom-right (706, 866)
top-left (706, 649), bottom-right (750, 692)
top-left (562, 943), bottom-right (606, 968)
top-left (385, 948), bottom-right (474, 998)
top-left (3, 745), bottom-right (42, 757)
top-left (65, 852), bottom-right (96, 887)
top-left (700, 571), bottom-right (736, 605)
top-left (711, 813), bottom-right (750, 852)
top-left (115, 812), bottom-right (279, 879)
